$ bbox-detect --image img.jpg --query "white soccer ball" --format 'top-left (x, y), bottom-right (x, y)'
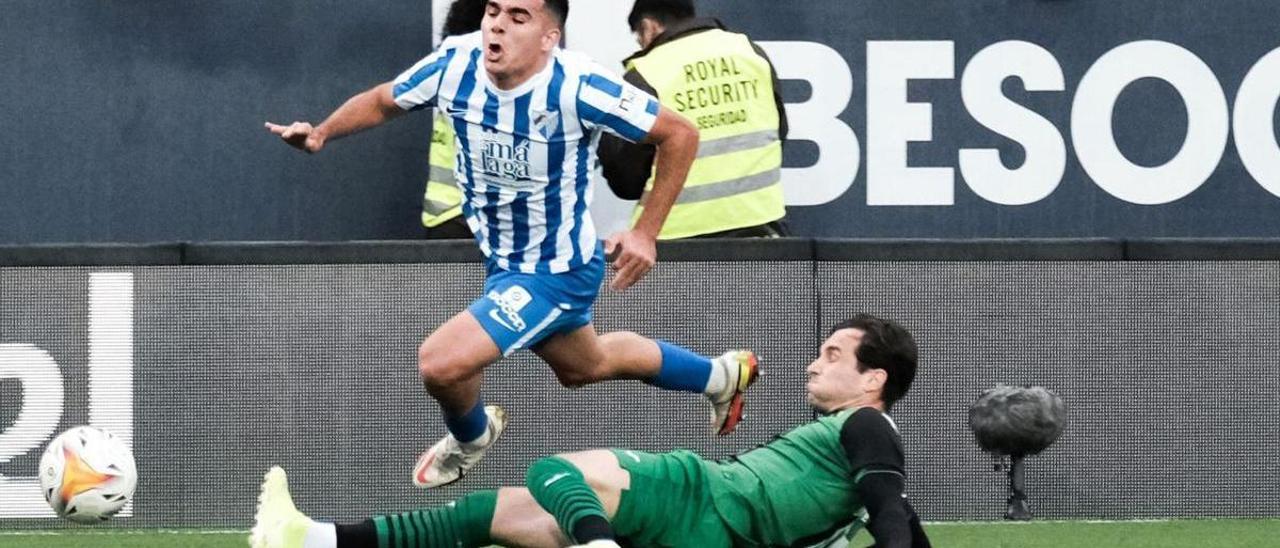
top-left (38, 426), bottom-right (138, 523)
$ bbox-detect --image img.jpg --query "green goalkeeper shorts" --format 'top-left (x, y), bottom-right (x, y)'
top-left (609, 449), bottom-right (740, 548)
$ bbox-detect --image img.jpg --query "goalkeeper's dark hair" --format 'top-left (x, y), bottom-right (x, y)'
top-left (442, 0), bottom-right (487, 38)
top-left (627, 0), bottom-right (696, 32)
top-left (830, 314), bottom-right (918, 410)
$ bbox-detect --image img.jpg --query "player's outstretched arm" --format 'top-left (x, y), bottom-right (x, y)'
top-left (265, 81), bottom-right (404, 153)
top-left (635, 106), bottom-right (698, 237)
top-left (604, 106), bottom-right (697, 291)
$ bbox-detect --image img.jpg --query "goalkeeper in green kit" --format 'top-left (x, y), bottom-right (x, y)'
top-left (251, 314), bottom-right (931, 547)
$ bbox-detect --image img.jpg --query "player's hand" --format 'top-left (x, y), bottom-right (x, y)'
top-left (604, 229), bottom-right (657, 291)
top-left (265, 121), bottom-right (325, 153)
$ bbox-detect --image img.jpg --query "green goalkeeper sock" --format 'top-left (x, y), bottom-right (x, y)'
top-left (525, 456), bottom-right (615, 543)
top-left (351, 489), bottom-right (496, 548)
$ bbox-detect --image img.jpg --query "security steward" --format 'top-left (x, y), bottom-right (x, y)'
top-left (600, 0), bottom-right (789, 239)
top-left (422, 116), bottom-right (472, 239)
top-left (421, 0), bottom-right (485, 240)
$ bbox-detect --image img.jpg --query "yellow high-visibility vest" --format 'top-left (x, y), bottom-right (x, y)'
top-left (628, 29), bottom-right (785, 239)
top-left (422, 113), bottom-right (464, 228)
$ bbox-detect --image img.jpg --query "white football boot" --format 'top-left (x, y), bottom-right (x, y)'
top-left (412, 405), bottom-right (509, 488)
top-left (709, 350), bottom-right (760, 435)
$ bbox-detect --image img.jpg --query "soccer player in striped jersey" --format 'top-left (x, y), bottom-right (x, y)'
top-left (265, 0), bottom-right (759, 489)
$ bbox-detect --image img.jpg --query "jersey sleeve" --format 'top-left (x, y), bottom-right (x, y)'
top-left (598, 69), bottom-right (660, 200)
top-left (575, 63), bottom-right (661, 143)
top-left (391, 44), bottom-right (460, 111)
top-left (843, 408), bottom-right (923, 548)
top-left (840, 407), bottom-right (906, 477)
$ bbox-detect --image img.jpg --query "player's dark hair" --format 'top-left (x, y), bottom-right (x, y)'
top-left (627, 0), bottom-right (696, 32)
top-left (542, 0), bottom-right (569, 28)
top-left (830, 314), bottom-right (918, 410)
top-left (443, 0), bottom-right (488, 38)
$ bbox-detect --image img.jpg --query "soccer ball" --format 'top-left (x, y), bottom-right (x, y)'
top-left (38, 426), bottom-right (138, 523)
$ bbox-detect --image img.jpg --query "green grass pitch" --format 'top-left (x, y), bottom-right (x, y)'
top-left (2, 519), bottom-right (1277, 547)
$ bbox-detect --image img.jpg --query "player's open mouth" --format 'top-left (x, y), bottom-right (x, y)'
top-left (487, 42), bottom-right (504, 60)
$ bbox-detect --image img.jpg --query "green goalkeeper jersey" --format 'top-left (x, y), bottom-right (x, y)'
top-left (706, 407), bottom-right (905, 546)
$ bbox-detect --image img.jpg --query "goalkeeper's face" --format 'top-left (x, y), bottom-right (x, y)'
top-left (806, 328), bottom-right (888, 413)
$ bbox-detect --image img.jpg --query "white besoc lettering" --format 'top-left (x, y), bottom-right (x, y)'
top-left (960, 41), bottom-right (1066, 206)
top-left (760, 41), bottom-right (860, 206)
top-left (757, 40), bottom-right (1280, 206)
top-left (440, 0), bottom-right (1280, 208)
top-left (0, 273), bottom-right (134, 518)
top-left (1071, 41), bottom-right (1228, 205)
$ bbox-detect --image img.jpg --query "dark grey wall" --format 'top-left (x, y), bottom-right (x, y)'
top-left (2, 254), bottom-right (1278, 527)
top-left (0, 1), bottom-right (436, 243)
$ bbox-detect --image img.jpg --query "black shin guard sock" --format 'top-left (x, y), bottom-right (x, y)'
top-left (572, 514), bottom-right (616, 543)
top-left (335, 520), bottom-right (378, 548)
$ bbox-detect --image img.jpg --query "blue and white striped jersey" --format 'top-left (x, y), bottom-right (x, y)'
top-left (393, 31), bottom-right (661, 274)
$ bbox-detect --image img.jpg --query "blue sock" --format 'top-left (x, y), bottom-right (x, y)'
top-left (443, 400), bottom-right (489, 443)
top-left (646, 341), bottom-right (713, 393)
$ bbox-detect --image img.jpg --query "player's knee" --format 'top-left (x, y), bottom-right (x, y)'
top-left (416, 341), bottom-right (434, 377)
top-left (597, 331), bottom-right (641, 357)
top-left (552, 366), bottom-right (604, 388)
top-left (525, 455), bottom-right (580, 491)
top-left (417, 344), bottom-right (466, 389)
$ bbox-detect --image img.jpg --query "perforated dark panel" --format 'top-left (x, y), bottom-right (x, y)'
top-left (2, 259), bottom-right (1278, 529)
top-left (817, 261), bottom-right (1280, 520)
top-left (0, 262), bottom-right (816, 528)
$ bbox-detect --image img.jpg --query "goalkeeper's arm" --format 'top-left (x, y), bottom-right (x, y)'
top-left (841, 408), bottom-right (931, 548)
top-left (854, 471), bottom-right (931, 548)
